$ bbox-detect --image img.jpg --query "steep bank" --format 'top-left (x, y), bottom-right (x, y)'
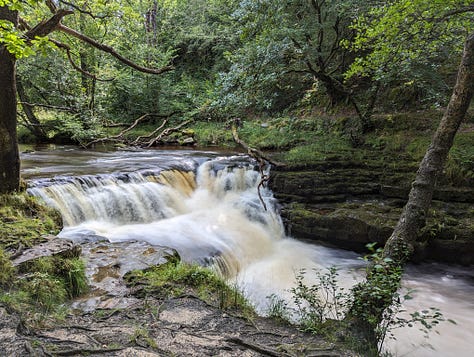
top-left (269, 156), bottom-right (474, 265)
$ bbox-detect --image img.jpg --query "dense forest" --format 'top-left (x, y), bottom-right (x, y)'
top-left (1, 1), bottom-right (473, 355)
top-left (0, 0), bottom-right (470, 140)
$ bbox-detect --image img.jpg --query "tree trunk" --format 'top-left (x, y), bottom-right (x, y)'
top-left (348, 31), bottom-right (474, 348)
top-left (17, 76), bottom-right (48, 141)
top-left (384, 32), bottom-right (474, 262)
top-left (0, 6), bottom-right (20, 193)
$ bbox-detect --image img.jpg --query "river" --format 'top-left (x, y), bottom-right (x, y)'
top-left (21, 144), bottom-right (474, 356)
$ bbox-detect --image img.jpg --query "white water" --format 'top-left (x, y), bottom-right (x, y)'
top-left (25, 147), bottom-right (474, 356)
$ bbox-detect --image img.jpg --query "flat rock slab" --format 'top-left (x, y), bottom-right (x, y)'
top-left (0, 297), bottom-right (354, 356)
top-left (11, 237), bottom-right (81, 267)
top-left (72, 240), bottom-right (176, 311)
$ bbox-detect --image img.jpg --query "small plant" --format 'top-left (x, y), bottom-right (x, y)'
top-left (290, 267), bottom-right (352, 333)
top-left (266, 293), bottom-right (290, 322)
top-left (351, 243), bottom-right (450, 354)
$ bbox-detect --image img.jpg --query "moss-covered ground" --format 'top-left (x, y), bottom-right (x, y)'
top-left (0, 192), bottom-right (87, 325)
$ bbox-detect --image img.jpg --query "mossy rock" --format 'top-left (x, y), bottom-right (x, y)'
top-left (0, 193), bottom-right (62, 251)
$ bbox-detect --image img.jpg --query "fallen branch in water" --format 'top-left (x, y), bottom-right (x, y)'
top-left (131, 119), bottom-right (167, 145)
top-left (231, 124), bottom-right (286, 168)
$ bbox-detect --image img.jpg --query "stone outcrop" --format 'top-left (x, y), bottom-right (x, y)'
top-left (270, 158), bottom-right (474, 265)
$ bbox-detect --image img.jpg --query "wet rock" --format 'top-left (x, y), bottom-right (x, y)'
top-left (72, 240), bottom-right (176, 311)
top-left (12, 236), bottom-right (81, 267)
top-left (270, 159), bottom-right (474, 265)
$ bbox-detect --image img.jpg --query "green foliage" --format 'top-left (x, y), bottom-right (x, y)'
top-left (126, 259), bottom-right (253, 313)
top-left (290, 267), bottom-right (352, 333)
top-left (346, 0), bottom-right (474, 109)
top-left (213, 0), bottom-right (373, 115)
top-left (351, 243), bottom-right (448, 354)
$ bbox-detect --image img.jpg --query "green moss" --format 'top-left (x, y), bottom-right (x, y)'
top-left (0, 193), bottom-right (62, 250)
top-left (282, 137), bottom-right (353, 164)
top-left (0, 192), bottom-right (87, 322)
top-left (0, 248), bottom-right (15, 286)
top-left (192, 121), bottom-right (233, 146)
top-left (126, 259), bottom-right (254, 314)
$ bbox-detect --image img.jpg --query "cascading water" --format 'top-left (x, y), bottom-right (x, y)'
top-left (24, 146), bottom-right (474, 357)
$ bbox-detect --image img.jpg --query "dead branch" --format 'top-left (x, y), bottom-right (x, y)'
top-left (231, 123), bottom-right (286, 211)
top-left (131, 119), bottom-right (167, 145)
top-left (231, 124), bottom-right (285, 168)
top-left (48, 347), bottom-right (125, 356)
top-left (146, 119), bottom-right (192, 147)
top-left (58, 24), bottom-right (174, 75)
top-left (84, 114), bottom-right (152, 147)
top-left (226, 337), bottom-right (288, 357)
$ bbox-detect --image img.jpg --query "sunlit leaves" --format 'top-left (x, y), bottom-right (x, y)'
top-left (345, 0), bottom-right (474, 79)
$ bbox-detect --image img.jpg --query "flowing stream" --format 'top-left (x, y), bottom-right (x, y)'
top-left (22, 145), bottom-right (474, 356)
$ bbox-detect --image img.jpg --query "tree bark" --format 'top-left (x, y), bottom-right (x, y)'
top-left (348, 31), bottom-right (474, 348)
top-left (0, 6), bottom-right (20, 193)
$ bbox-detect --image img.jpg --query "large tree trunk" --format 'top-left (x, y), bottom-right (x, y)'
top-left (0, 6), bottom-right (20, 193)
top-left (348, 32), bottom-right (474, 349)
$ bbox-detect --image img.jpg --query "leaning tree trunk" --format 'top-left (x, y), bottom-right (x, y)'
top-left (348, 31), bottom-right (474, 348)
top-left (17, 76), bottom-right (48, 141)
top-left (0, 6), bottom-right (20, 193)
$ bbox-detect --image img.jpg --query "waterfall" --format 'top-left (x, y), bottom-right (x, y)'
top-left (24, 148), bottom-right (474, 356)
top-left (29, 157), bottom-right (360, 313)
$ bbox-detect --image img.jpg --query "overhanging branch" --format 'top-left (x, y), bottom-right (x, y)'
top-left (25, 9), bottom-right (73, 39)
top-left (57, 24), bottom-right (174, 75)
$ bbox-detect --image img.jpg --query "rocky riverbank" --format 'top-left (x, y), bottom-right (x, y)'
top-left (270, 155), bottom-right (474, 265)
top-left (1, 236), bottom-right (354, 357)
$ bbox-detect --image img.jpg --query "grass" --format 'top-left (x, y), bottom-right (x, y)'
top-left (0, 192), bottom-right (62, 250)
top-left (125, 258), bottom-right (254, 316)
top-left (0, 192), bottom-right (88, 324)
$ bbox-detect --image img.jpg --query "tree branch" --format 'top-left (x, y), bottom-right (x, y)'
top-left (146, 119), bottom-right (192, 147)
top-left (47, 38), bottom-right (113, 82)
top-left (18, 101), bottom-right (77, 112)
top-left (57, 24), bottom-right (174, 75)
top-left (58, 0), bottom-right (107, 19)
top-left (84, 113), bottom-right (152, 147)
top-left (25, 9), bottom-right (73, 39)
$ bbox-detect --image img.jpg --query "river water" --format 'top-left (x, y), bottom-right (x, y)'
top-left (21, 144), bottom-right (474, 356)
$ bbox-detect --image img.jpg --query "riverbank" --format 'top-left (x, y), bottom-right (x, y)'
top-left (191, 111), bottom-right (474, 265)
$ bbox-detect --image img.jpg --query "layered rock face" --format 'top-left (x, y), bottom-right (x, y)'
top-left (270, 157), bottom-right (474, 265)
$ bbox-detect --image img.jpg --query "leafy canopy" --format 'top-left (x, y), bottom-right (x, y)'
top-left (346, 0), bottom-right (474, 79)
